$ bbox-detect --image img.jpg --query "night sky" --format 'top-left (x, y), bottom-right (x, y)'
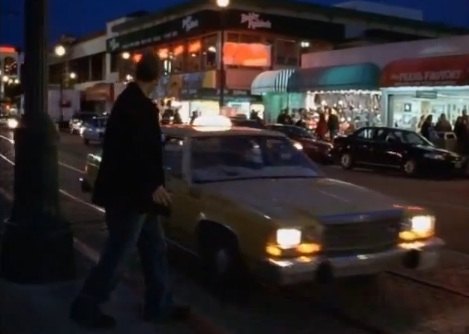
top-left (1, 0), bottom-right (468, 47)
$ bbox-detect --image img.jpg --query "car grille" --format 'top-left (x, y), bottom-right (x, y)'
top-left (322, 218), bottom-right (400, 255)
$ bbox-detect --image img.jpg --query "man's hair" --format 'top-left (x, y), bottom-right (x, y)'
top-left (135, 52), bottom-right (160, 82)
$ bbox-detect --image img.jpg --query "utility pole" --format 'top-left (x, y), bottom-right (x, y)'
top-left (0, 0), bottom-right (75, 283)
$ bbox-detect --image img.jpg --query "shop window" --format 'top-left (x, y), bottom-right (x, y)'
top-left (157, 46), bottom-right (170, 75)
top-left (3, 57), bottom-right (17, 76)
top-left (169, 44), bottom-right (185, 73)
top-left (275, 39), bottom-right (298, 66)
top-left (186, 40), bottom-right (201, 72)
top-left (202, 34), bottom-right (217, 69)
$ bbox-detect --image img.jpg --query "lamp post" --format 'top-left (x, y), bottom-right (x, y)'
top-left (54, 44), bottom-right (67, 127)
top-left (216, 0), bottom-right (229, 112)
top-left (0, 0), bottom-right (75, 283)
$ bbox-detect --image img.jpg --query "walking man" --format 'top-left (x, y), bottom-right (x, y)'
top-left (70, 52), bottom-right (189, 329)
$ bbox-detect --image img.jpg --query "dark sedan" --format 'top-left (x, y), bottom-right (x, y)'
top-left (267, 124), bottom-right (333, 164)
top-left (332, 126), bottom-right (466, 176)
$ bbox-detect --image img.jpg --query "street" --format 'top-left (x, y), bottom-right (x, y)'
top-left (1, 129), bottom-right (469, 333)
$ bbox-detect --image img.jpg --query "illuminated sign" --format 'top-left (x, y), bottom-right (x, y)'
top-left (182, 16), bottom-right (199, 32)
top-left (241, 12), bottom-right (272, 30)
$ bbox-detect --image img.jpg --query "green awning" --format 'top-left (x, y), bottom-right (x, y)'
top-left (287, 63), bottom-right (380, 92)
top-left (251, 69), bottom-right (295, 95)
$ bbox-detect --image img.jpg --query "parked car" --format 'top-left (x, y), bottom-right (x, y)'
top-left (267, 124), bottom-right (333, 164)
top-left (332, 126), bottom-right (466, 176)
top-left (69, 112), bottom-right (99, 134)
top-left (81, 116), bottom-right (107, 145)
top-left (80, 116), bottom-right (443, 286)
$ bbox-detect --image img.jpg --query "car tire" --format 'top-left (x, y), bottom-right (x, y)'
top-left (402, 159), bottom-right (417, 176)
top-left (199, 226), bottom-right (247, 290)
top-left (340, 152), bottom-right (354, 170)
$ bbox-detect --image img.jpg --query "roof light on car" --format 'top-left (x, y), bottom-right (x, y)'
top-left (7, 118), bottom-right (18, 129)
top-left (192, 115), bottom-right (232, 132)
top-left (293, 141), bottom-right (303, 150)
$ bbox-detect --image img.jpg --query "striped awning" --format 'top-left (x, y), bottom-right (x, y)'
top-left (251, 69), bottom-right (295, 95)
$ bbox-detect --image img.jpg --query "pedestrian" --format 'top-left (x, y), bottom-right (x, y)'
top-left (435, 113), bottom-right (452, 132)
top-left (327, 108), bottom-right (339, 140)
top-left (315, 112), bottom-right (328, 140)
top-left (69, 51), bottom-right (190, 329)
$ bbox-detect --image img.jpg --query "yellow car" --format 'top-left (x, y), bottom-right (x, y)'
top-left (80, 116), bottom-right (444, 285)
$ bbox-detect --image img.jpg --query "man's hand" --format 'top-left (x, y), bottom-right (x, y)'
top-left (152, 185), bottom-right (172, 207)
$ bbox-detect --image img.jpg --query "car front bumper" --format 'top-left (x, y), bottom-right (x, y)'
top-left (258, 237), bottom-right (444, 285)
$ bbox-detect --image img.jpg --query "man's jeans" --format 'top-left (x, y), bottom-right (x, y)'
top-left (73, 205), bottom-right (173, 317)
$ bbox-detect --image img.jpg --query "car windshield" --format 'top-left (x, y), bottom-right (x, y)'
top-left (391, 130), bottom-right (433, 146)
top-left (191, 135), bottom-right (321, 183)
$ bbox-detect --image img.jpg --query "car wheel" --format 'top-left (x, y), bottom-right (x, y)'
top-left (199, 226), bottom-right (247, 290)
top-left (402, 159), bottom-right (417, 176)
top-left (340, 152), bottom-right (354, 169)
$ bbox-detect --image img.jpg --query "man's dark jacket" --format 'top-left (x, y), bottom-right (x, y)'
top-left (92, 82), bottom-right (164, 212)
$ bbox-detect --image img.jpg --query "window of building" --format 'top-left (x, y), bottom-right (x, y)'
top-left (110, 53), bottom-right (118, 73)
top-left (276, 39), bottom-right (298, 66)
top-left (157, 46), bottom-right (170, 75)
top-left (3, 57), bottom-right (17, 76)
top-left (91, 53), bottom-right (104, 81)
top-left (202, 34), bottom-right (217, 70)
top-left (187, 39), bottom-right (201, 72)
top-left (169, 44), bottom-right (185, 73)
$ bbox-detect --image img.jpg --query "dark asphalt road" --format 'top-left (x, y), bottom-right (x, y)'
top-left (2, 129), bottom-right (469, 333)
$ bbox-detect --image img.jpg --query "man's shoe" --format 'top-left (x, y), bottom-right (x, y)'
top-left (70, 301), bottom-right (116, 330)
top-left (143, 305), bottom-right (191, 323)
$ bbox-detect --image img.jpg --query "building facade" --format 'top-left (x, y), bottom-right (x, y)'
top-left (47, 0), bottom-right (469, 122)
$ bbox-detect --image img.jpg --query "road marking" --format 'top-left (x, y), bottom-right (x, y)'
top-left (59, 161), bottom-right (84, 174)
top-left (0, 134), bottom-right (14, 144)
top-left (0, 152), bottom-right (14, 165)
top-left (1, 133), bottom-right (85, 174)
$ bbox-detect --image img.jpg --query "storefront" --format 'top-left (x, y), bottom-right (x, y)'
top-left (250, 69), bottom-right (295, 123)
top-left (381, 54), bottom-right (469, 130)
top-left (287, 63), bottom-right (382, 130)
top-left (107, 5), bottom-right (343, 119)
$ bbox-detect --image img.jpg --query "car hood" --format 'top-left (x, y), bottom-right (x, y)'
top-left (200, 178), bottom-right (404, 226)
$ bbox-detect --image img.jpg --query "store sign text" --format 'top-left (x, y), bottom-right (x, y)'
top-left (241, 12), bottom-right (272, 30)
top-left (391, 70), bottom-right (462, 84)
top-left (182, 16), bottom-right (199, 32)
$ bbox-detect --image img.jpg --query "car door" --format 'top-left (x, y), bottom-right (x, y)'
top-left (368, 128), bottom-right (391, 165)
top-left (350, 127), bottom-right (376, 163)
top-left (161, 136), bottom-right (201, 250)
top-left (379, 129), bottom-right (407, 167)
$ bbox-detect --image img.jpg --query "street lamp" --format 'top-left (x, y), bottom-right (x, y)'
top-left (69, 72), bottom-right (77, 80)
top-left (54, 43), bottom-right (71, 127)
top-left (121, 52), bottom-right (130, 60)
top-left (216, 0), bottom-right (229, 112)
top-left (54, 44), bottom-right (66, 57)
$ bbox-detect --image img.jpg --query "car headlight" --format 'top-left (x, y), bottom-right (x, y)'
top-left (7, 118), bottom-right (18, 129)
top-left (293, 141), bottom-right (303, 150)
top-left (424, 153), bottom-right (445, 160)
top-left (276, 228), bottom-right (302, 249)
top-left (399, 215), bottom-right (435, 241)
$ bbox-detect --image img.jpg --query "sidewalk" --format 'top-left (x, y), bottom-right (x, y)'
top-left (0, 193), bottom-right (225, 334)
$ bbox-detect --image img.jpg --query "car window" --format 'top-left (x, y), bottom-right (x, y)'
top-left (163, 137), bottom-right (183, 176)
top-left (191, 135), bottom-right (321, 183)
top-left (354, 128), bottom-right (374, 140)
top-left (392, 130), bottom-right (432, 146)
